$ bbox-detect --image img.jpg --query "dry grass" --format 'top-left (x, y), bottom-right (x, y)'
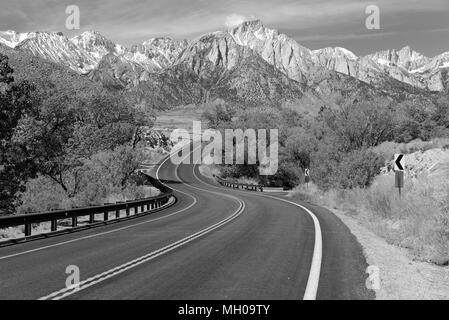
top-left (0, 221), bottom-right (71, 240)
top-left (103, 185), bottom-right (160, 204)
top-left (154, 104), bottom-right (207, 132)
top-left (332, 207), bottom-right (449, 299)
top-left (289, 174), bottom-right (449, 265)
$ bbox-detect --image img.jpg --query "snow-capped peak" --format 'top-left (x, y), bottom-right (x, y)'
top-left (365, 46), bottom-right (430, 72)
top-left (2, 22), bottom-right (449, 92)
top-left (70, 30), bottom-right (126, 57)
top-left (131, 37), bottom-right (188, 68)
top-left (313, 47), bottom-right (358, 61)
top-left (334, 47), bottom-right (358, 60)
top-left (0, 30), bottom-right (33, 48)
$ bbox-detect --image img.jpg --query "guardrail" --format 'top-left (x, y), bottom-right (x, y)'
top-left (214, 175), bottom-right (263, 192)
top-left (0, 173), bottom-right (174, 241)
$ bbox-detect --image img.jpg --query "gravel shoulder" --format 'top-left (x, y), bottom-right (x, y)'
top-left (331, 207), bottom-right (449, 300)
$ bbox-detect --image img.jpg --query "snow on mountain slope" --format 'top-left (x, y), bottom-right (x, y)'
top-left (227, 20), bottom-right (449, 91)
top-left (312, 47), bottom-right (358, 76)
top-left (0, 30), bottom-right (32, 47)
top-left (313, 45), bottom-right (448, 91)
top-left (0, 30), bottom-right (187, 75)
top-left (15, 31), bottom-right (101, 73)
top-left (1, 21), bottom-right (449, 92)
top-left (229, 20), bottom-right (318, 83)
top-left (366, 46), bottom-right (430, 71)
top-left (70, 31), bottom-right (126, 59)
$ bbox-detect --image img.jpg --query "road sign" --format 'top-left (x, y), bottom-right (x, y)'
top-left (393, 155), bottom-right (405, 198)
top-left (394, 154), bottom-right (405, 198)
top-left (394, 154), bottom-right (404, 172)
top-left (395, 171), bottom-right (404, 188)
top-left (395, 171), bottom-right (404, 199)
top-left (304, 168), bottom-right (310, 184)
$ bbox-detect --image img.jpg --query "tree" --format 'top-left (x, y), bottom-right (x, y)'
top-left (0, 54), bottom-right (13, 86)
top-left (322, 100), bottom-right (395, 152)
top-left (0, 54), bottom-right (38, 213)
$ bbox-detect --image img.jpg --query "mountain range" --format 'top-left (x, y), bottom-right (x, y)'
top-left (0, 20), bottom-right (447, 110)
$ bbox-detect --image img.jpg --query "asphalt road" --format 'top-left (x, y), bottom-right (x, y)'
top-left (0, 151), bottom-right (374, 300)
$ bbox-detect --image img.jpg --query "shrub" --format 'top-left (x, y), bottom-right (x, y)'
top-left (15, 175), bottom-right (72, 213)
top-left (336, 149), bottom-right (384, 189)
top-left (291, 174), bottom-right (449, 265)
top-left (15, 146), bottom-right (162, 213)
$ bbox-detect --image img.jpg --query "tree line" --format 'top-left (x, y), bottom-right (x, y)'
top-left (202, 93), bottom-right (449, 189)
top-left (0, 54), bottom-right (156, 214)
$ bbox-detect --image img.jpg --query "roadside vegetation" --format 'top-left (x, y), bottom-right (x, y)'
top-left (202, 93), bottom-right (449, 265)
top-left (0, 54), bottom-right (160, 215)
top-left (290, 173), bottom-right (449, 265)
top-left (202, 95), bottom-right (449, 188)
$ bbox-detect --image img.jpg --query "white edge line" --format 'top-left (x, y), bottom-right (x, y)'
top-left (193, 169), bottom-right (322, 300)
top-left (39, 145), bottom-right (246, 300)
top-left (263, 195), bottom-right (322, 300)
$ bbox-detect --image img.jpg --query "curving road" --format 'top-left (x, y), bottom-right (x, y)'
top-left (0, 149), bottom-right (374, 300)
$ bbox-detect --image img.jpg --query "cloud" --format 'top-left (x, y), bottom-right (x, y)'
top-left (224, 14), bottom-right (254, 28)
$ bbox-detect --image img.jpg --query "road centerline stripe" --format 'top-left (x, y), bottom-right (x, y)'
top-left (39, 145), bottom-right (246, 300)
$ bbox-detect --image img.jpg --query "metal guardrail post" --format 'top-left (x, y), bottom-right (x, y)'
top-left (0, 172), bottom-right (176, 241)
top-left (51, 219), bottom-right (57, 232)
top-left (215, 175), bottom-right (264, 193)
top-left (24, 223), bottom-right (31, 237)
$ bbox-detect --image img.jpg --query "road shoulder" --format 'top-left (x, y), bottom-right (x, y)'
top-left (330, 207), bottom-right (449, 300)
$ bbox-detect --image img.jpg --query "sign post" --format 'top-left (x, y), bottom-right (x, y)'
top-left (304, 168), bottom-right (310, 189)
top-left (394, 154), bottom-right (404, 199)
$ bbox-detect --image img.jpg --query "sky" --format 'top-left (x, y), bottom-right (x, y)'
top-left (0, 0), bottom-right (448, 57)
